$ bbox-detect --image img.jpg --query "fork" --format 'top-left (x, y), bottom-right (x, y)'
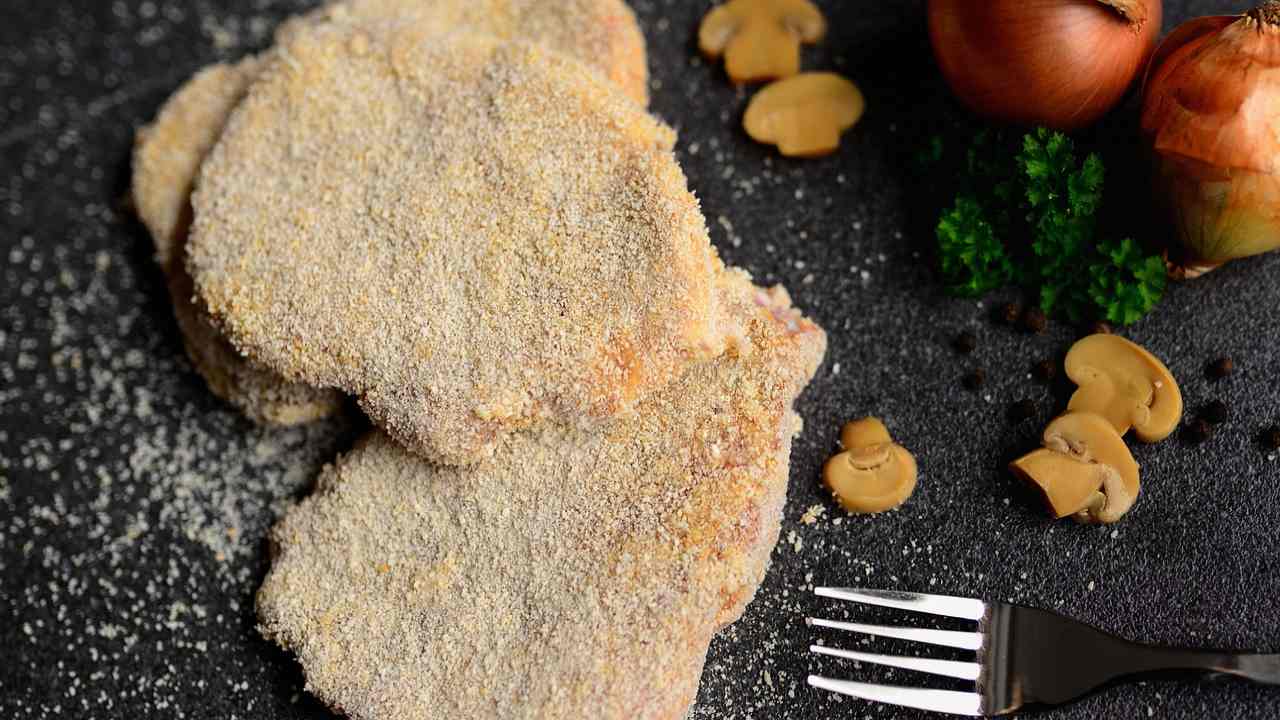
top-left (806, 587), bottom-right (1280, 716)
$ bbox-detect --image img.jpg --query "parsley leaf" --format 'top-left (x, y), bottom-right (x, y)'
top-left (915, 134), bottom-right (945, 170)
top-left (1019, 129), bottom-right (1105, 321)
top-left (932, 128), bottom-right (1167, 325)
top-left (1088, 238), bottom-right (1168, 325)
top-left (937, 195), bottom-right (1016, 296)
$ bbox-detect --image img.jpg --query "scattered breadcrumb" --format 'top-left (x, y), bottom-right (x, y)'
top-left (1, 206), bottom-right (354, 717)
top-left (799, 504), bottom-right (826, 525)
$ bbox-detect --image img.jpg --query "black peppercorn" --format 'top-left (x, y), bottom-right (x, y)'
top-left (1185, 418), bottom-right (1213, 445)
top-left (1021, 307), bottom-right (1048, 334)
top-left (997, 302), bottom-right (1021, 326)
top-left (1263, 427), bottom-right (1280, 451)
top-left (1008, 399), bottom-right (1037, 423)
top-left (953, 331), bottom-right (977, 354)
top-left (1088, 321), bottom-right (1113, 335)
top-left (1202, 400), bottom-right (1230, 425)
top-left (963, 369), bottom-right (986, 391)
top-left (1032, 359), bottom-right (1057, 382)
top-left (1208, 357), bottom-right (1235, 380)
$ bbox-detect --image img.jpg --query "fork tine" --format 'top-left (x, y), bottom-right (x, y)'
top-left (810, 644), bottom-right (982, 681)
top-left (808, 675), bottom-right (983, 716)
top-left (807, 617), bottom-right (983, 650)
top-left (815, 587), bottom-right (986, 621)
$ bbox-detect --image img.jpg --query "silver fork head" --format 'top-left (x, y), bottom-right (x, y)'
top-left (814, 587), bottom-right (987, 620)
top-left (808, 676), bottom-right (984, 716)
top-left (807, 587), bottom-right (990, 717)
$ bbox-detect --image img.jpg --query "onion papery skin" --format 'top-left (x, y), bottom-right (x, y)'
top-left (928, 0), bottom-right (1162, 130)
top-left (1152, 154), bottom-right (1280, 268)
top-left (1142, 8), bottom-right (1280, 272)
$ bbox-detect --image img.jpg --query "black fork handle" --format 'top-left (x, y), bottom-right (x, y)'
top-left (983, 604), bottom-right (1280, 714)
top-left (1122, 647), bottom-right (1280, 686)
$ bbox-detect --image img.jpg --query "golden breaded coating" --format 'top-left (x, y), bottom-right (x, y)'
top-left (132, 59), bottom-right (346, 425)
top-left (189, 28), bottom-right (722, 465)
top-left (256, 270), bottom-right (827, 719)
top-left (133, 0), bottom-right (650, 424)
top-left (290, 0), bottom-right (649, 105)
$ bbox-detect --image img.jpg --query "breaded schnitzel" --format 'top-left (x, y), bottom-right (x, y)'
top-left (188, 28), bottom-right (722, 464)
top-left (132, 0), bottom-right (651, 425)
top-left (256, 269), bottom-right (826, 719)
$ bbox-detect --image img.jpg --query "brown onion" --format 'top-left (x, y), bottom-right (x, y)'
top-left (1142, 3), bottom-right (1280, 277)
top-left (928, 0), bottom-right (1162, 130)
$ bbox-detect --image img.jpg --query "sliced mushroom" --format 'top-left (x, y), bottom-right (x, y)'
top-left (1064, 334), bottom-right (1183, 443)
top-left (1009, 450), bottom-right (1108, 519)
top-left (823, 417), bottom-right (917, 514)
top-left (743, 73), bottom-right (864, 158)
top-left (698, 0), bottom-right (827, 83)
top-left (1010, 412), bottom-right (1140, 524)
top-left (840, 416), bottom-right (891, 449)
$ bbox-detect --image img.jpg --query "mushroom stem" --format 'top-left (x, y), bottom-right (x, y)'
top-left (1011, 412), bottom-right (1141, 524)
top-left (1074, 466), bottom-right (1134, 524)
top-left (823, 418), bottom-right (917, 514)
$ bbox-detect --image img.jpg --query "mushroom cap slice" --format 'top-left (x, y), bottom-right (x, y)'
top-left (1009, 449), bottom-right (1107, 519)
top-left (1044, 412), bottom-right (1139, 523)
top-left (822, 443), bottom-right (917, 514)
top-left (743, 73), bottom-right (865, 157)
top-left (1065, 334), bottom-right (1183, 443)
top-left (698, 0), bottom-right (827, 83)
top-left (840, 417), bottom-right (891, 450)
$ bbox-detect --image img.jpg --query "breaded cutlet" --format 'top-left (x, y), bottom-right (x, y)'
top-left (256, 268), bottom-right (827, 719)
top-left (132, 0), bottom-right (652, 425)
top-left (287, 0), bottom-right (649, 105)
top-left (132, 58), bottom-right (346, 425)
top-left (187, 27), bottom-right (723, 465)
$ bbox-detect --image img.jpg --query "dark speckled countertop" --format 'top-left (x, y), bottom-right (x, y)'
top-left (2, 1), bottom-right (1278, 718)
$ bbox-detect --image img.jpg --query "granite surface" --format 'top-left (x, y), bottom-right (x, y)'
top-left (2, 1), bottom-right (1278, 718)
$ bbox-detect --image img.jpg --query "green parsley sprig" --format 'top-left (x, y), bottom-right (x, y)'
top-left (932, 128), bottom-right (1166, 325)
top-left (937, 196), bottom-right (1015, 296)
top-left (1089, 238), bottom-right (1168, 325)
